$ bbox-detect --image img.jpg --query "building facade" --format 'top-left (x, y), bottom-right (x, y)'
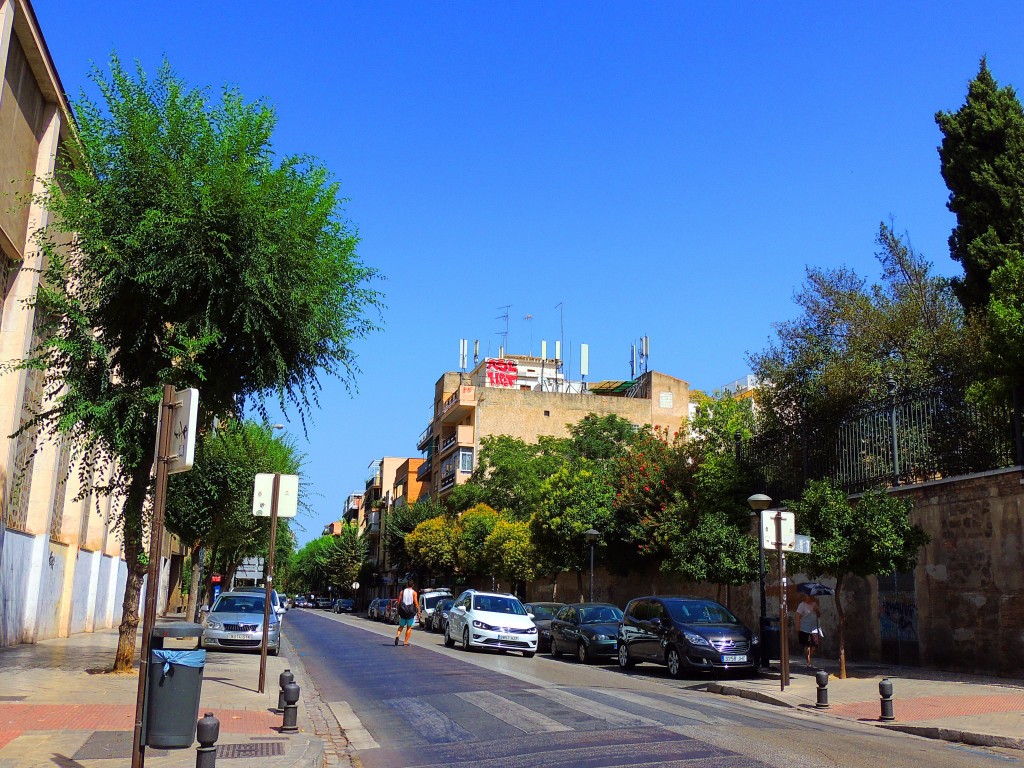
top-left (0, 0), bottom-right (130, 646)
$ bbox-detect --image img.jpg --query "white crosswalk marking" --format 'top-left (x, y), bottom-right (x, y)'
top-left (386, 697), bottom-right (475, 743)
top-left (457, 690), bottom-right (572, 733)
top-left (595, 688), bottom-right (726, 725)
top-left (528, 687), bottom-right (662, 727)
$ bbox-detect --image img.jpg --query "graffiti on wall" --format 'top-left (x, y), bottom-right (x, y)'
top-left (879, 592), bottom-right (919, 642)
top-left (486, 359), bottom-right (519, 388)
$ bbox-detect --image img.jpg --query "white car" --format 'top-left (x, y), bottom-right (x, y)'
top-left (444, 589), bottom-right (537, 657)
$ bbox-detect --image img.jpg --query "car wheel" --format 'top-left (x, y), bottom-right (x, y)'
top-left (618, 643), bottom-right (635, 669)
top-left (666, 646), bottom-right (682, 678)
top-left (523, 651), bottom-right (535, 658)
top-left (550, 639), bottom-right (562, 658)
top-left (444, 624), bottom-right (455, 648)
top-left (577, 641), bottom-right (591, 665)
top-left (462, 626), bottom-right (473, 651)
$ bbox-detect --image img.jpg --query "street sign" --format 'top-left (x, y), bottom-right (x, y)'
top-left (252, 473), bottom-right (299, 517)
top-left (351, 582), bottom-right (360, 590)
top-left (794, 534), bottom-right (812, 554)
top-left (761, 509), bottom-right (796, 550)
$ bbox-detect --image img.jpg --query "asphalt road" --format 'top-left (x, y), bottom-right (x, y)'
top-left (285, 608), bottom-right (1022, 768)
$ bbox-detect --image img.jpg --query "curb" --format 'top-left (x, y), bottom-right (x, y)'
top-left (705, 682), bottom-right (794, 709)
top-left (879, 724), bottom-right (1024, 752)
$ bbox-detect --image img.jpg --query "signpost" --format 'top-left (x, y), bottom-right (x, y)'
top-left (253, 472), bottom-right (298, 693)
top-left (132, 386), bottom-right (199, 768)
top-left (760, 509), bottom-right (795, 692)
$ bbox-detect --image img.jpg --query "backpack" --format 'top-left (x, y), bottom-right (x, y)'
top-left (397, 590), bottom-right (417, 619)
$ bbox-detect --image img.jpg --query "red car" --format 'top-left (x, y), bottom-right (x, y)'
top-left (384, 598), bottom-right (399, 624)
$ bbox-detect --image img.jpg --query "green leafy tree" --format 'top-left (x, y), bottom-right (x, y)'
top-left (456, 504), bottom-right (502, 577)
top-left (468, 435), bottom-right (569, 519)
top-left (326, 522), bottom-right (369, 593)
top-left (483, 519), bottom-right (537, 590)
top-left (289, 537), bottom-right (335, 595)
top-left (567, 414), bottom-right (637, 461)
top-left (531, 458), bottom-right (614, 600)
top-left (166, 421), bottom-right (302, 618)
top-left (405, 516), bottom-right (459, 579)
top-left (787, 479), bottom-right (929, 678)
top-left (384, 498), bottom-right (445, 576)
top-left (15, 56), bottom-right (380, 670)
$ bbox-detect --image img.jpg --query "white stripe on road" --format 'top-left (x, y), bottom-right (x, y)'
top-left (595, 688), bottom-right (725, 725)
top-left (327, 701), bottom-right (380, 750)
top-left (386, 697), bottom-right (475, 743)
top-left (456, 690), bottom-right (572, 733)
top-left (528, 687), bottom-right (662, 727)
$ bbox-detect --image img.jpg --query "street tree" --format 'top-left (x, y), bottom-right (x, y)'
top-left (787, 479), bottom-right (929, 678)
top-left (405, 516), bottom-right (459, 580)
top-left (455, 504), bottom-right (502, 578)
top-left (15, 57), bottom-right (379, 670)
top-left (566, 414), bottom-right (638, 461)
top-left (483, 519), bottom-right (537, 593)
top-left (530, 458), bottom-right (614, 600)
top-left (166, 421), bottom-right (302, 618)
top-left (466, 435), bottom-right (569, 519)
top-left (384, 498), bottom-right (445, 577)
top-left (325, 522), bottom-right (369, 593)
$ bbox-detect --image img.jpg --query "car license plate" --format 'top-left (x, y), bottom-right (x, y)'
top-left (722, 654), bottom-right (747, 663)
top-left (498, 634), bottom-right (517, 641)
top-left (228, 633), bottom-right (253, 640)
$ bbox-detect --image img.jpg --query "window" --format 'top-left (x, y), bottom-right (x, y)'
top-left (459, 448), bottom-right (473, 473)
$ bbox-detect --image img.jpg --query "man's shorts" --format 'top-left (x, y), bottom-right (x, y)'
top-left (398, 616), bottom-right (416, 628)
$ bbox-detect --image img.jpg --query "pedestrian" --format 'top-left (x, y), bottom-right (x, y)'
top-left (795, 592), bottom-right (823, 668)
top-left (394, 579), bottom-right (420, 647)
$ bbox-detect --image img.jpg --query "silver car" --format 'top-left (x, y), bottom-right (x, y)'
top-left (201, 591), bottom-right (281, 655)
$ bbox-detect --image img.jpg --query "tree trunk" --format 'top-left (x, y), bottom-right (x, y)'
top-left (185, 542), bottom-right (202, 622)
top-left (204, 542), bottom-right (219, 607)
top-left (112, 465), bottom-right (153, 673)
top-left (835, 574), bottom-right (847, 679)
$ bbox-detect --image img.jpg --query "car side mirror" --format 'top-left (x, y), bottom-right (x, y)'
top-left (275, 606), bottom-right (285, 615)
top-left (455, 605), bottom-right (466, 612)
top-left (527, 613), bottom-right (535, 620)
top-left (200, 606), bottom-right (210, 613)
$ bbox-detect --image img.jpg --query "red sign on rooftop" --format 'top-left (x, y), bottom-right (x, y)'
top-left (486, 358), bottom-right (518, 388)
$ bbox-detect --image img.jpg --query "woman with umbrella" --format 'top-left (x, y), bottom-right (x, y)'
top-left (795, 582), bottom-right (832, 668)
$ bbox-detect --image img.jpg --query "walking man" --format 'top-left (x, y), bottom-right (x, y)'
top-left (394, 579), bottom-right (421, 646)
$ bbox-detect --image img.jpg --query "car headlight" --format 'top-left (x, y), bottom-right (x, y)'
top-left (473, 620), bottom-right (495, 631)
top-left (751, 635), bottom-right (760, 645)
top-left (683, 631), bottom-right (712, 647)
top-left (593, 634), bottom-right (611, 641)
top-left (206, 620), bottom-right (223, 630)
top-left (525, 626), bottom-right (537, 634)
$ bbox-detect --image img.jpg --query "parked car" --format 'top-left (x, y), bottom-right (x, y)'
top-left (383, 598), bottom-right (399, 624)
top-left (444, 589), bottom-right (537, 657)
top-left (418, 588), bottom-right (453, 628)
top-left (617, 596), bottom-right (757, 677)
top-left (316, 596), bottom-right (333, 609)
top-left (333, 598), bottom-right (356, 613)
top-left (233, 587), bottom-right (285, 620)
top-left (549, 603), bottom-right (622, 663)
top-left (201, 590), bottom-right (280, 655)
top-left (429, 598), bottom-right (456, 633)
top-left (367, 598), bottom-right (385, 620)
top-left (522, 602), bottom-right (565, 652)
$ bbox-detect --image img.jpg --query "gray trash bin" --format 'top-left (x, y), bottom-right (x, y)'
top-left (759, 616), bottom-right (781, 666)
top-left (143, 622), bottom-right (205, 749)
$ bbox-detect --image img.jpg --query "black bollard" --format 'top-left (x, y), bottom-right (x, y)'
top-left (815, 669), bottom-right (830, 709)
top-left (281, 681), bottom-right (300, 733)
top-left (277, 669), bottom-right (294, 712)
top-left (196, 712), bottom-right (220, 768)
top-left (879, 678), bottom-right (895, 721)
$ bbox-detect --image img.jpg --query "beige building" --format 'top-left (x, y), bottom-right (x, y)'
top-left (359, 457), bottom-right (427, 577)
top-left (416, 354), bottom-right (691, 498)
top-left (0, 0), bottom-right (131, 646)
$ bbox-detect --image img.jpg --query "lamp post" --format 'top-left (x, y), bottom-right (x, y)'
top-left (747, 493), bottom-right (771, 668)
top-left (584, 529), bottom-right (600, 602)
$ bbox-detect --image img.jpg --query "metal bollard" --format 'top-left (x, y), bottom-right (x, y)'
top-left (815, 669), bottom-right (830, 709)
top-left (879, 678), bottom-right (895, 721)
top-left (277, 669), bottom-right (294, 712)
top-left (196, 712), bottom-right (220, 768)
top-left (281, 681), bottom-right (300, 733)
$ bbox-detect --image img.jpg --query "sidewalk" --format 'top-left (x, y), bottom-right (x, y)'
top-left (0, 616), bottom-right (324, 767)
top-left (706, 655), bottom-right (1024, 751)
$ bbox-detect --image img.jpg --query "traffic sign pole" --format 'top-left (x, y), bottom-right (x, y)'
top-left (776, 510), bottom-right (790, 691)
top-left (258, 473), bottom-right (281, 694)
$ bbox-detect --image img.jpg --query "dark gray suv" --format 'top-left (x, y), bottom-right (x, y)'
top-left (617, 596), bottom-right (757, 677)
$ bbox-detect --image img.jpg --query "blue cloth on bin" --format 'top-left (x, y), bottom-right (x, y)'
top-left (151, 649), bottom-right (206, 684)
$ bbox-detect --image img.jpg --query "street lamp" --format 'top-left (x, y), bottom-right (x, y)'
top-left (747, 493), bottom-right (771, 668)
top-left (584, 529), bottom-right (600, 602)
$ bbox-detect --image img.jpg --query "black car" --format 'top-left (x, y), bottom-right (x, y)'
top-left (429, 598), bottom-right (456, 633)
top-left (523, 602), bottom-right (565, 652)
top-left (617, 596), bottom-right (757, 677)
top-left (333, 598), bottom-right (356, 613)
top-left (549, 603), bottom-right (622, 663)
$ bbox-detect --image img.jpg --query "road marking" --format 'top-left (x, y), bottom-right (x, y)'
top-left (528, 687), bottom-right (662, 727)
top-left (595, 688), bottom-right (726, 725)
top-left (456, 690), bottom-right (572, 733)
top-left (385, 697), bottom-right (475, 743)
top-left (327, 701), bottom-right (379, 750)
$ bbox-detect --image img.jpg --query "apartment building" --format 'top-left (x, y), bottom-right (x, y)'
top-left (416, 354), bottom-right (691, 498)
top-left (359, 457), bottom-right (427, 573)
top-left (0, 0), bottom-right (131, 646)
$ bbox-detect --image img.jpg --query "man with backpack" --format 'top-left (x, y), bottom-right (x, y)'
top-left (394, 579), bottom-right (421, 646)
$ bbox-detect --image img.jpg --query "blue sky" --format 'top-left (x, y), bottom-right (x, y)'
top-left (33, 1), bottom-right (1024, 544)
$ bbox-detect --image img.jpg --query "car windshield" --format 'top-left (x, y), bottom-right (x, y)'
top-left (213, 596), bottom-right (265, 613)
top-left (424, 594), bottom-right (448, 609)
top-left (579, 605), bottom-right (623, 624)
top-left (667, 600), bottom-right (739, 625)
top-left (437, 599), bottom-right (454, 611)
top-left (473, 595), bottom-right (527, 615)
top-left (528, 605), bottom-right (560, 620)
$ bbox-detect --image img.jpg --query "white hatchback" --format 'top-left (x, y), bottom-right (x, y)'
top-left (444, 590), bottom-right (537, 657)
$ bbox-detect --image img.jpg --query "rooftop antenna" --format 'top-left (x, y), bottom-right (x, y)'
top-left (459, 338), bottom-right (468, 371)
top-left (496, 305), bottom-right (510, 353)
top-left (555, 302), bottom-right (564, 374)
top-left (630, 342), bottom-right (636, 379)
top-left (524, 314), bottom-right (534, 356)
top-left (640, 335), bottom-right (650, 374)
top-left (473, 339), bottom-right (480, 366)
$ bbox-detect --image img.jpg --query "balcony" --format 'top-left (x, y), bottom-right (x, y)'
top-left (439, 472), bottom-right (456, 492)
top-left (438, 424), bottom-right (473, 458)
top-left (416, 457), bottom-right (432, 481)
top-left (416, 424), bottom-right (433, 451)
top-left (440, 385), bottom-right (476, 424)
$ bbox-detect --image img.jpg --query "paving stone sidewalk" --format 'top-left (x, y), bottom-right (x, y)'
top-left (707, 655), bottom-right (1024, 751)
top-left (0, 617), bottom-right (325, 768)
